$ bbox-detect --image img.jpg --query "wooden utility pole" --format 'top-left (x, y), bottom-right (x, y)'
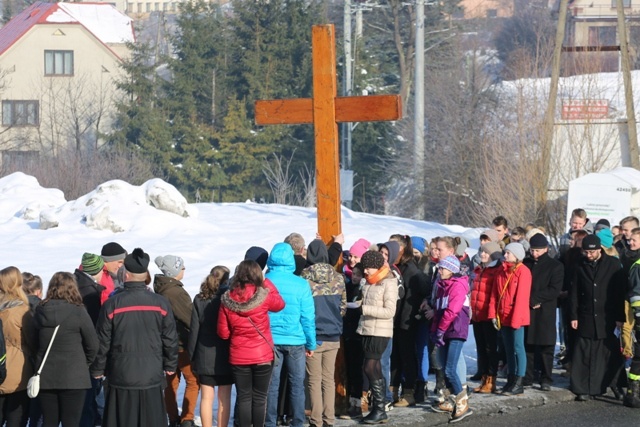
top-left (540, 0), bottom-right (570, 217)
top-left (616, 0), bottom-right (640, 169)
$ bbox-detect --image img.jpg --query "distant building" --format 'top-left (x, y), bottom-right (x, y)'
top-left (72, 0), bottom-right (230, 16)
top-left (566, 0), bottom-right (640, 72)
top-left (0, 2), bottom-right (134, 167)
top-left (457, 0), bottom-right (515, 19)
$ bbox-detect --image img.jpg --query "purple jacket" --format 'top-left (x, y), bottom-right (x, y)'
top-left (431, 275), bottom-right (470, 341)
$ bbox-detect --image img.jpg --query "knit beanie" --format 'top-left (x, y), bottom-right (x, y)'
top-left (437, 255), bottom-right (460, 274)
top-left (124, 248), bottom-right (150, 274)
top-left (582, 234), bottom-right (601, 250)
top-left (411, 236), bottom-right (427, 254)
top-left (361, 250), bottom-right (385, 270)
top-left (480, 229), bottom-right (500, 242)
top-left (529, 234), bottom-right (549, 250)
top-left (480, 242), bottom-right (503, 261)
top-left (349, 238), bottom-right (371, 259)
top-left (596, 228), bottom-right (613, 249)
top-left (595, 219), bottom-right (610, 231)
top-left (82, 253), bottom-right (104, 276)
top-left (307, 239), bottom-right (329, 265)
top-left (101, 242), bottom-right (127, 262)
top-left (245, 246), bottom-right (269, 270)
top-left (154, 255), bottom-right (184, 278)
top-left (380, 241), bottom-right (400, 266)
top-left (505, 243), bottom-right (526, 261)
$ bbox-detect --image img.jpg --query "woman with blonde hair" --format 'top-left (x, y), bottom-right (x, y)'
top-left (189, 266), bottom-right (233, 427)
top-left (0, 266), bottom-right (36, 426)
top-left (35, 272), bottom-right (99, 427)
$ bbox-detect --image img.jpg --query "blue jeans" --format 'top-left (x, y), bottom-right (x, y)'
top-left (266, 345), bottom-right (306, 427)
top-left (437, 339), bottom-right (465, 395)
top-left (501, 326), bottom-right (526, 377)
top-left (416, 322), bottom-right (430, 382)
top-left (381, 338), bottom-right (393, 401)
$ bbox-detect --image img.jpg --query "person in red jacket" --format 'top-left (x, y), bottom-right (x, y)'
top-left (470, 241), bottom-right (503, 394)
top-left (488, 243), bottom-right (532, 396)
top-left (217, 260), bottom-right (285, 427)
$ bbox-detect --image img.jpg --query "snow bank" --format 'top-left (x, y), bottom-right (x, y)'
top-left (38, 178), bottom-right (193, 232)
top-left (0, 173), bottom-right (66, 223)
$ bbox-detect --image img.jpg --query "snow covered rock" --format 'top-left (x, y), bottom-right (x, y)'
top-left (0, 172), bottom-right (65, 222)
top-left (144, 179), bottom-right (190, 217)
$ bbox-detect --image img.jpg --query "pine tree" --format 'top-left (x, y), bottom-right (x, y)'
top-left (108, 42), bottom-right (173, 178)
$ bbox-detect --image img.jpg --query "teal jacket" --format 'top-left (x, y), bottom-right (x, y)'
top-left (266, 243), bottom-right (317, 350)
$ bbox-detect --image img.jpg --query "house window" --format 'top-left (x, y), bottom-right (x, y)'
top-left (2, 100), bottom-right (39, 126)
top-left (612, 0), bottom-right (632, 7)
top-left (44, 50), bottom-right (73, 76)
top-left (588, 26), bottom-right (617, 47)
top-left (486, 9), bottom-right (498, 18)
top-left (1, 150), bottom-right (39, 169)
top-left (137, 3), bottom-right (142, 12)
top-left (155, 2), bottom-right (159, 10)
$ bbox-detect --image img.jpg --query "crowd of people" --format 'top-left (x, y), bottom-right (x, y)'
top-left (0, 209), bottom-right (639, 427)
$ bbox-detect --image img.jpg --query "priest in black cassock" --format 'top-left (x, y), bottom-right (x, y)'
top-left (569, 234), bottom-right (626, 401)
top-left (91, 248), bottom-right (178, 426)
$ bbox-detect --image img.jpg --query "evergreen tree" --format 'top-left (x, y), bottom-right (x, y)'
top-left (108, 42), bottom-right (173, 178)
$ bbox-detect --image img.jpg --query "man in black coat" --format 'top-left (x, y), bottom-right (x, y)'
top-left (569, 235), bottom-right (626, 401)
top-left (91, 248), bottom-right (178, 427)
top-left (523, 235), bottom-right (563, 391)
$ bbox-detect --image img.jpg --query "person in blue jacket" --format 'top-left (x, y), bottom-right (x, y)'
top-left (265, 242), bottom-right (316, 427)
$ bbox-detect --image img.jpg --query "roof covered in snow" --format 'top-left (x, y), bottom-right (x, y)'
top-left (0, 2), bottom-right (134, 57)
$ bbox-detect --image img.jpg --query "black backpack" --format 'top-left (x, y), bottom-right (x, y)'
top-left (0, 319), bottom-right (6, 385)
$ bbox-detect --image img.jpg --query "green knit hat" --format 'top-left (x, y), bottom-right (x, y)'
top-left (82, 252), bottom-right (104, 276)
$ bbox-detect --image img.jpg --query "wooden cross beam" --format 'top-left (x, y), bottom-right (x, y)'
top-left (255, 24), bottom-right (402, 244)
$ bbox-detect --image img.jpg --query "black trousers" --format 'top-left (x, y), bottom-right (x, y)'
top-left (391, 328), bottom-right (418, 389)
top-left (473, 320), bottom-right (499, 376)
top-left (39, 389), bottom-right (87, 427)
top-left (525, 344), bottom-right (554, 385)
top-left (102, 386), bottom-right (166, 427)
top-left (233, 363), bottom-right (273, 427)
top-left (344, 335), bottom-right (364, 399)
top-left (0, 390), bottom-right (29, 427)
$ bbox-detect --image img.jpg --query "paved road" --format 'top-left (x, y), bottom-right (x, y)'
top-left (461, 395), bottom-right (638, 426)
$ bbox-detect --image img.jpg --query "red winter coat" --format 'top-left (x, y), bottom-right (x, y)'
top-left (470, 263), bottom-right (500, 322)
top-left (487, 262), bottom-right (531, 329)
top-left (217, 279), bottom-right (285, 366)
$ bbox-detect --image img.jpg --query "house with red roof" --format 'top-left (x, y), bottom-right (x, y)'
top-left (0, 2), bottom-right (135, 166)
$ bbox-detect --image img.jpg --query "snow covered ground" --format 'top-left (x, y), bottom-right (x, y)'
top-left (0, 172), bottom-right (483, 422)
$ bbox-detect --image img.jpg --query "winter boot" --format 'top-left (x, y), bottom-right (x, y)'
top-left (502, 376), bottom-right (524, 396)
top-left (477, 375), bottom-right (496, 394)
top-left (362, 379), bottom-right (388, 424)
top-left (433, 369), bottom-right (446, 402)
top-left (472, 375), bottom-right (487, 393)
top-left (623, 379), bottom-right (640, 408)
top-left (344, 397), bottom-right (363, 419)
top-left (389, 386), bottom-right (399, 404)
top-left (500, 375), bottom-right (516, 394)
top-left (394, 389), bottom-right (415, 407)
top-left (449, 389), bottom-right (473, 424)
top-left (414, 381), bottom-right (425, 403)
top-left (430, 390), bottom-right (453, 414)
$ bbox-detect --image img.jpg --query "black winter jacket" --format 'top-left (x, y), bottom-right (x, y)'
top-left (188, 288), bottom-right (232, 377)
top-left (523, 253), bottom-right (564, 345)
top-left (91, 281), bottom-right (178, 389)
top-left (35, 299), bottom-right (99, 390)
top-left (395, 260), bottom-right (428, 330)
top-left (74, 269), bottom-right (105, 326)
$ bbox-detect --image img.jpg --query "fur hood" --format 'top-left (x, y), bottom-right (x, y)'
top-left (221, 285), bottom-right (268, 315)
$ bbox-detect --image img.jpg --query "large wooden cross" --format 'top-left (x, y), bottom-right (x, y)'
top-left (255, 24), bottom-right (402, 244)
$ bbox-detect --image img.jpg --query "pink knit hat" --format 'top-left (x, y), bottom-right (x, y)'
top-left (349, 238), bottom-right (371, 258)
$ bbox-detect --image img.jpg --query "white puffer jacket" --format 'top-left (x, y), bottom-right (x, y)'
top-left (356, 272), bottom-right (398, 338)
